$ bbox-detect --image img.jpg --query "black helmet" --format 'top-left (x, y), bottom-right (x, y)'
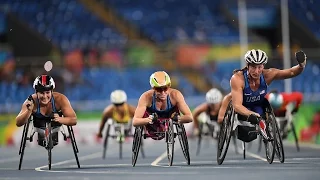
top-left (33, 75), bottom-right (55, 92)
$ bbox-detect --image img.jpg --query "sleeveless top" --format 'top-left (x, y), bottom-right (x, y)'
top-left (242, 70), bottom-right (268, 108)
top-left (112, 104), bottom-right (131, 123)
top-left (32, 95), bottom-right (62, 128)
top-left (145, 92), bottom-right (179, 118)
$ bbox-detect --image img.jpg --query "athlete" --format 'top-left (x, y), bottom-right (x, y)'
top-left (266, 90), bottom-right (303, 116)
top-left (132, 71), bottom-right (193, 136)
top-left (96, 90), bottom-right (136, 140)
top-left (192, 88), bottom-right (223, 136)
top-left (15, 75), bottom-right (77, 146)
top-left (218, 49), bottom-right (307, 140)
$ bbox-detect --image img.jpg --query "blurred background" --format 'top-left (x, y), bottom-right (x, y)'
top-left (0, 0), bottom-right (319, 146)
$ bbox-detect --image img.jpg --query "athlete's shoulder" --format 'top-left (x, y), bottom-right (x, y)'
top-left (53, 92), bottom-right (69, 102)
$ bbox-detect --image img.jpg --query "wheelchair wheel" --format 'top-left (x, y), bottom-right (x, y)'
top-left (176, 124), bottom-right (190, 165)
top-left (46, 122), bottom-right (53, 170)
top-left (243, 142), bottom-right (246, 159)
top-left (263, 116), bottom-right (276, 164)
top-left (196, 122), bottom-right (203, 156)
top-left (67, 126), bottom-right (80, 168)
top-left (18, 118), bottom-right (31, 170)
top-left (291, 122), bottom-right (300, 152)
top-left (217, 101), bottom-right (235, 165)
top-left (132, 126), bottom-right (143, 167)
top-left (271, 115), bottom-right (285, 163)
top-left (167, 119), bottom-right (175, 166)
top-left (140, 139), bottom-right (145, 158)
top-left (257, 135), bottom-right (263, 153)
top-left (102, 124), bottom-right (111, 159)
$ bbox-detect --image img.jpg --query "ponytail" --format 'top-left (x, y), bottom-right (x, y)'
top-left (233, 66), bottom-right (248, 74)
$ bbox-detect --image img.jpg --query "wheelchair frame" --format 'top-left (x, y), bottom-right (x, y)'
top-left (217, 100), bottom-right (285, 165)
top-left (18, 115), bottom-right (80, 170)
top-left (102, 119), bottom-right (145, 159)
top-left (196, 113), bottom-right (220, 156)
top-left (131, 117), bottom-right (190, 167)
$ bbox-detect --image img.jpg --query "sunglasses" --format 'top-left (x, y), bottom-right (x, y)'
top-left (113, 102), bottom-right (124, 106)
top-left (154, 86), bottom-right (168, 92)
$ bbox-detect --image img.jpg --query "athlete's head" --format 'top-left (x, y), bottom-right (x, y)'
top-left (206, 88), bottom-right (223, 104)
top-left (245, 49), bottom-right (268, 79)
top-left (267, 91), bottom-right (284, 109)
top-left (149, 71), bottom-right (171, 100)
top-left (33, 75), bottom-right (55, 105)
top-left (110, 90), bottom-right (127, 107)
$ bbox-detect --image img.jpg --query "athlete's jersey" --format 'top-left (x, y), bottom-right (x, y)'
top-left (112, 104), bottom-right (131, 123)
top-left (242, 70), bottom-right (268, 115)
top-left (32, 95), bottom-right (62, 128)
top-left (144, 92), bottom-right (179, 140)
top-left (206, 105), bottom-right (218, 121)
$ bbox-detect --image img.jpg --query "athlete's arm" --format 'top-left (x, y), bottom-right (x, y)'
top-left (230, 74), bottom-right (260, 117)
top-left (15, 95), bottom-right (35, 127)
top-left (192, 103), bottom-right (207, 129)
top-left (218, 93), bottom-right (232, 123)
top-left (175, 90), bottom-right (193, 123)
top-left (54, 94), bottom-right (77, 126)
top-left (97, 105), bottom-right (113, 137)
top-left (132, 92), bottom-right (153, 126)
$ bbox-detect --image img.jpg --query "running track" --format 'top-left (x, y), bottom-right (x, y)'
top-left (1, 136), bottom-right (320, 180)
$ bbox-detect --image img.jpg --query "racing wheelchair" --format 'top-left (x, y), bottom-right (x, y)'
top-left (102, 119), bottom-right (145, 159)
top-left (258, 102), bottom-right (299, 152)
top-left (132, 112), bottom-right (190, 167)
top-left (217, 100), bottom-right (285, 165)
top-left (18, 113), bottom-right (80, 170)
top-left (196, 112), bottom-right (220, 155)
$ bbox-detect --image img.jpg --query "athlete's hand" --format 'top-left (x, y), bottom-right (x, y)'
top-left (146, 115), bottom-right (154, 124)
top-left (26, 95), bottom-right (34, 111)
top-left (96, 132), bottom-right (103, 138)
top-left (52, 113), bottom-right (62, 123)
top-left (295, 50), bottom-right (307, 68)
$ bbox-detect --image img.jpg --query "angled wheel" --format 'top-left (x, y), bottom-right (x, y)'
top-left (196, 122), bottom-right (203, 156)
top-left (18, 117), bottom-right (32, 170)
top-left (217, 101), bottom-right (235, 165)
top-left (102, 124), bottom-right (111, 159)
top-left (176, 124), bottom-right (190, 165)
top-left (271, 114), bottom-right (285, 163)
top-left (167, 119), bottom-right (175, 166)
top-left (132, 126), bottom-right (143, 167)
top-left (264, 115), bottom-right (276, 164)
top-left (46, 122), bottom-right (53, 170)
top-left (68, 126), bottom-right (80, 168)
top-left (291, 122), bottom-right (300, 152)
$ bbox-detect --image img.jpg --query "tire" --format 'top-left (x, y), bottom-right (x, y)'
top-left (18, 118), bottom-right (31, 170)
top-left (132, 127), bottom-right (143, 167)
top-left (102, 124), bottom-right (110, 159)
top-left (176, 124), bottom-right (190, 165)
top-left (217, 101), bottom-right (235, 165)
top-left (167, 119), bottom-right (175, 166)
top-left (291, 122), bottom-right (300, 152)
top-left (68, 126), bottom-right (80, 168)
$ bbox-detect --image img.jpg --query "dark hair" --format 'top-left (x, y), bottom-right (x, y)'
top-left (233, 66), bottom-right (248, 74)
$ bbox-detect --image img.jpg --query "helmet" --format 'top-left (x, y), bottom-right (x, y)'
top-left (267, 92), bottom-right (283, 109)
top-left (206, 88), bottom-right (223, 104)
top-left (244, 49), bottom-right (268, 65)
top-left (149, 71), bottom-right (171, 88)
top-left (33, 75), bottom-right (55, 92)
top-left (110, 90), bottom-right (127, 104)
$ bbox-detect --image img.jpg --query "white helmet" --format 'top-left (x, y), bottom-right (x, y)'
top-left (244, 49), bottom-right (268, 65)
top-left (110, 90), bottom-right (127, 104)
top-left (206, 88), bottom-right (223, 104)
top-left (267, 92), bottom-right (283, 109)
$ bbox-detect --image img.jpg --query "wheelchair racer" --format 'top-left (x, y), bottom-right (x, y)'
top-left (218, 49), bottom-right (307, 141)
top-left (192, 88), bottom-right (223, 137)
top-left (132, 71), bottom-right (193, 139)
top-left (15, 75), bottom-right (77, 146)
top-left (96, 89), bottom-right (136, 142)
top-left (266, 90), bottom-right (303, 138)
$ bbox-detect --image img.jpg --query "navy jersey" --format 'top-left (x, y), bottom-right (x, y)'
top-left (242, 70), bottom-right (268, 115)
top-left (32, 96), bottom-right (62, 128)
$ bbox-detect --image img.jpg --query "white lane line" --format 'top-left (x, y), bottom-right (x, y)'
top-left (35, 152), bottom-right (101, 171)
top-left (150, 151), bottom-right (167, 166)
